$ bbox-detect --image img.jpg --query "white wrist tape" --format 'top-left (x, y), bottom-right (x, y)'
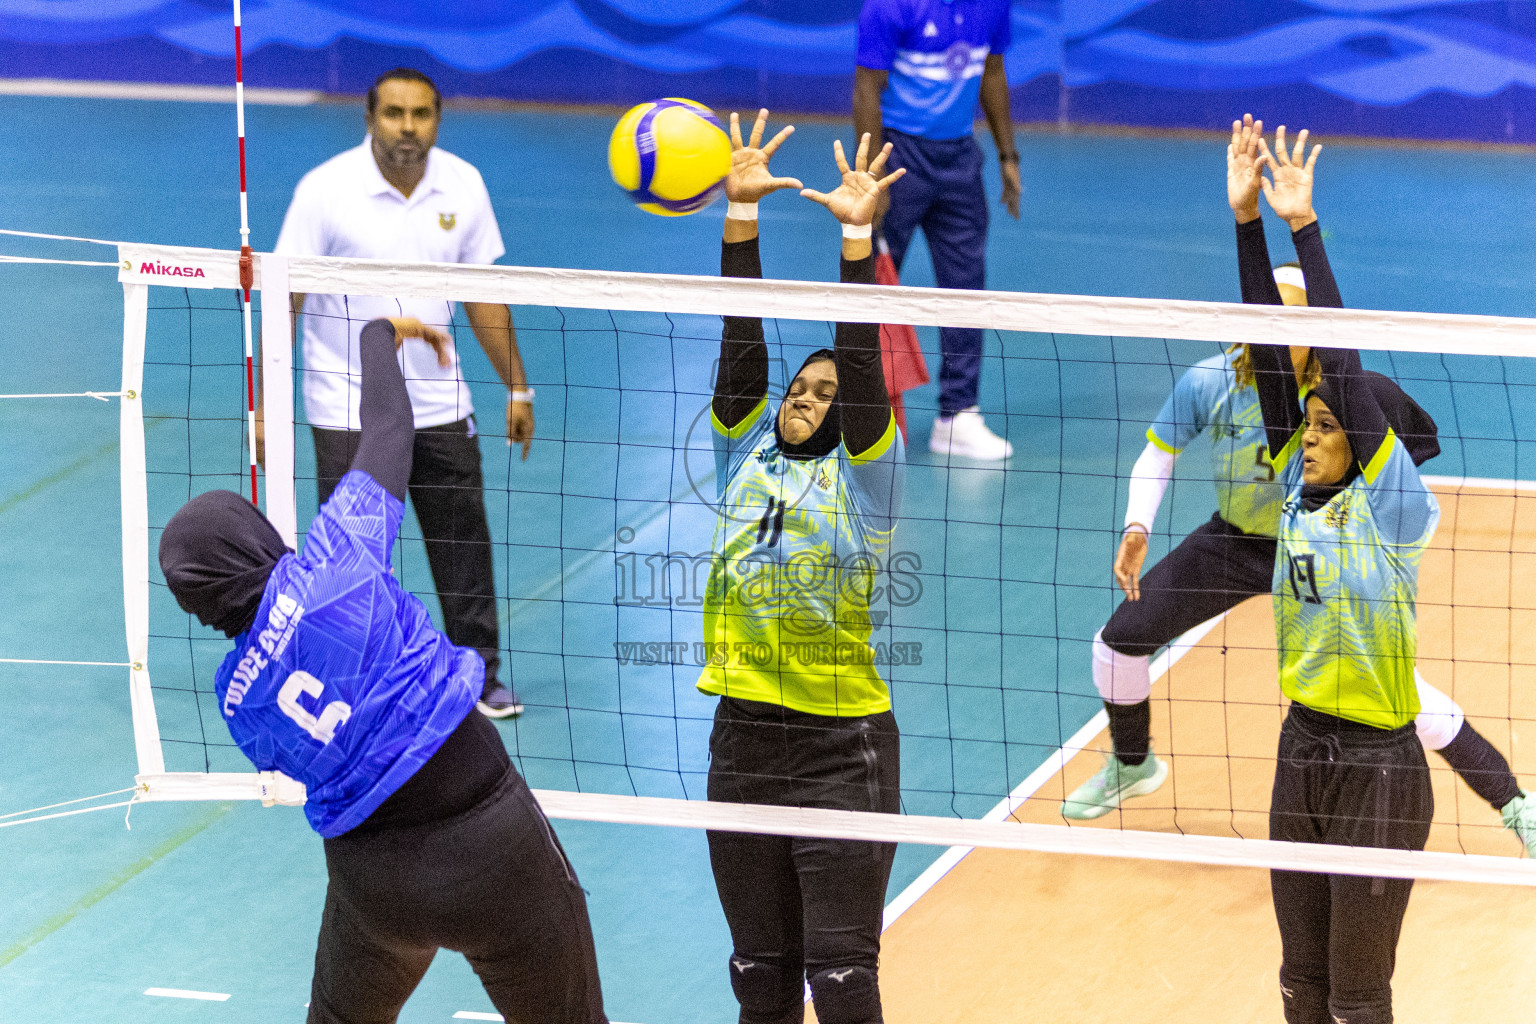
top-left (842, 222), bottom-right (873, 240)
top-left (508, 388), bottom-right (535, 403)
top-left (726, 201), bottom-right (758, 220)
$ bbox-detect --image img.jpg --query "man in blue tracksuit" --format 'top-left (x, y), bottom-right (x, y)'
top-left (854, 0), bottom-right (1020, 462)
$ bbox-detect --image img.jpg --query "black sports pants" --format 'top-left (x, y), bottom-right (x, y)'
top-left (311, 763), bottom-right (605, 1024)
top-left (706, 696), bottom-right (900, 1024)
top-left (1101, 513), bottom-right (1277, 657)
top-left (314, 419), bottom-right (501, 685)
top-left (1269, 704), bottom-right (1433, 1024)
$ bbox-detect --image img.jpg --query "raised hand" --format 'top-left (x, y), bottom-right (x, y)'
top-left (1259, 125), bottom-right (1320, 231)
top-left (725, 109), bottom-right (803, 204)
top-left (1227, 113), bottom-right (1264, 222)
top-left (800, 133), bottom-right (906, 226)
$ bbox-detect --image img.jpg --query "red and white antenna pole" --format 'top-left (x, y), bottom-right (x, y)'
top-left (234, 0), bottom-right (258, 503)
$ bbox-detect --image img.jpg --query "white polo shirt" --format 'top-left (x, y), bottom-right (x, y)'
top-left (274, 139), bottom-right (506, 430)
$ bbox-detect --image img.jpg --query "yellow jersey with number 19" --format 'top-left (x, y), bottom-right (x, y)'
top-left (1271, 428), bottom-right (1439, 729)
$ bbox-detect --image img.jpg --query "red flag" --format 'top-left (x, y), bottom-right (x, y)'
top-left (875, 244), bottom-right (929, 437)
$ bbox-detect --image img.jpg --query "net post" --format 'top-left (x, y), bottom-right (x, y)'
top-left (120, 282), bottom-right (164, 777)
top-left (259, 253), bottom-right (297, 547)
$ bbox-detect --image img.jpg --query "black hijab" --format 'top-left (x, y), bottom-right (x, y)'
top-left (159, 490), bottom-right (291, 638)
top-left (1300, 371), bottom-right (1439, 509)
top-left (774, 349), bottom-right (841, 461)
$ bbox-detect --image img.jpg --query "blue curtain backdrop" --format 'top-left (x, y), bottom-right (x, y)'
top-left (4, 1), bottom-right (1536, 143)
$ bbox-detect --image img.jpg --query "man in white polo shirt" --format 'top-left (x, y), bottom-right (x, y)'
top-left (274, 67), bottom-right (530, 718)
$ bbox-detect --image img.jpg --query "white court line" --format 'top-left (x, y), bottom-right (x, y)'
top-left (144, 987), bottom-right (230, 1001)
top-left (880, 611), bottom-right (1229, 932)
top-left (1421, 474), bottom-right (1536, 493)
top-left (0, 78), bottom-right (320, 105)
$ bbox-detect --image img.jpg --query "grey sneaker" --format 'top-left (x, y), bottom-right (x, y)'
top-left (1061, 747), bottom-right (1168, 820)
top-left (477, 683), bottom-right (524, 719)
top-left (1501, 790), bottom-right (1536, 856)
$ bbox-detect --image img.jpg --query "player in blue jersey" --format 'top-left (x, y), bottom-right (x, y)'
top-left (159, 317), bottom-right (605, 1024)
top-left (1242, 120), bottom-right (1495, 1024)
top-left (854, 0), bottom-right (1018, 461)
top-left (1062, 115), bottom-right (1536, 861)
top-left (699, 110), bottom-right (905, 1024)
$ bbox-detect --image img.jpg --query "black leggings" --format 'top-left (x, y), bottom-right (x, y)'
top-left (706, 697), bottom-right (900, 1024)
top-left (1101, 513), bottom-right (1277, 657)
top-left (1269, 704), bottom-right (1433, 1024)
top-left (311, 760), bottom-right (606, 1024)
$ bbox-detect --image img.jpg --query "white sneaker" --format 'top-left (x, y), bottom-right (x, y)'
top-left (929, 407), bottom-right (1013, 461)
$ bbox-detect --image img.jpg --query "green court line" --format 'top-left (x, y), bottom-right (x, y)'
top-left (0, 416), bottom-right (174, 520)
top-left (0, 802), bottom-right (233, 970)
top-left (0, 437), bottom-right (118, 519)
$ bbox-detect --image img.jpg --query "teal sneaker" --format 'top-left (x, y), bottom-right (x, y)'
top-left (1501, 790), bottom-right (1536, 856)
top-left (1061, 747), bottom-right (1168, 821)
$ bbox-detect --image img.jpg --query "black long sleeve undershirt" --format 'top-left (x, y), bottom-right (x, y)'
top-left (712, 237), bottom-right (770, 431)
top-left (833, 252), bottom-right (891, 457)
top-left (710, 238), bottom-right (890, 455)
top-left (1241, 220), bottom-right (1387, 469)
top-left (354, 318), bottom-right (414, 501)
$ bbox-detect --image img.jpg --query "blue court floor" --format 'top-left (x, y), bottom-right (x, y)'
top-left (2, 94), bottom-right (1536, 1024)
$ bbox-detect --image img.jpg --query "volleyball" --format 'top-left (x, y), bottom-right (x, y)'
top-left (609, 98), bottom-right (731, 216)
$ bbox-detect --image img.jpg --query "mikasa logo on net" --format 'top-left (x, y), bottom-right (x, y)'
top-left (134, 260), bottom-right (206, 278)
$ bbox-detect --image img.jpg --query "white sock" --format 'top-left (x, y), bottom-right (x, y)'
top-left (1093, 630), bottom-right (1152, 705)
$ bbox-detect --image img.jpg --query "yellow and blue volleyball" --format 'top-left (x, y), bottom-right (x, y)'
top-left (609, 99), bottom-right (731, 216)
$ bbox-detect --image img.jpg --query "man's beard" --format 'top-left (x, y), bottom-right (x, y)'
top-left (378, 139), bottom-right (427, 168)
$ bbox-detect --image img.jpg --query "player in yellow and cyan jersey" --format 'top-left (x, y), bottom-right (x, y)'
top-left (695, 110), bottom-right (907, 1024)
top-left (1064, 117), bottom-right (1534, 869)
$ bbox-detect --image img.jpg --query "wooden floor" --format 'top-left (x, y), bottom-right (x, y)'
top-left (856, 485), bottom-right (1536, 1023)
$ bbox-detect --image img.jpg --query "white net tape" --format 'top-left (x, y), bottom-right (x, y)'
top-left (83, 240), bottom-right (1536, 886)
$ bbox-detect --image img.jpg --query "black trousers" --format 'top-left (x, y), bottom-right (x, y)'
top-left (1101, 513), bottom-right (1278, 657)
top-left (314, 420), bottom-right (501, 686)
top-left (706, 696), bottom-right (900, 1024)
top-left (311, 762), bottom-right (606, 1024)
top-left (1269, 704), bottom-right (1434, 1024)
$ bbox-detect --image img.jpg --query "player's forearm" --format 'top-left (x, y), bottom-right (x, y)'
top-left (354, 319), bottom-right (414, 500)
top-left (979, 60), bottom-right (1016, 157)
top-left (1236, 219), bottom-right (1283, 306)
top-left (852, 69), bottom-right (885, 154)
top-left (713, 236), bottom-right (769, 428)
top-left (464, 302), bottom-right (528, 392)
top-left (834, 253), bottom-right (890, 455)
top-left (1291, 221), bottom-right (1342, 310)
top-left (1124, 442), bottom-right (1176, 533)
top-left (1250, 344), bottom-right (1305, 458)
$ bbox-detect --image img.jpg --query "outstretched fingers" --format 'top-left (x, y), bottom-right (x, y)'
top-left (853, 132), bottom-right (872, 172)
top-left (761, 123), bottom-right (794, 157)
top-left (748, 108), bottom-right (768, 150)
top-left (767, 175), bottom-right (804, 191)
top-left (729, 111), bottom-right (744, 150)
top-left (832, 138), bottom-right (851, 176)
top-left (1290, 128), bottom-right (1309, 166)
top-left (874, 166), bottom-right (907, 192)
top-left (1303, 142), bottom-right (1322, 173)
top-left (800, 188), bottom-right (832, 208)
top-left (867, 140), bottom-right (895, 178)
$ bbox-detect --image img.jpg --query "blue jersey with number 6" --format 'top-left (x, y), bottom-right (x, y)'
top-left (212, 470), bottom-right (483, 837)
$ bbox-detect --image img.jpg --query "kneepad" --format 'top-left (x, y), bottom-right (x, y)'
top-left (808, 965), bottom-right (881, 1024)
top-left (728, 955), bottom-right (800, 1021)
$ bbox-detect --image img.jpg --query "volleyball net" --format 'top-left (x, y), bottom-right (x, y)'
top-left (8, 233), bottom-right (1536, 885)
